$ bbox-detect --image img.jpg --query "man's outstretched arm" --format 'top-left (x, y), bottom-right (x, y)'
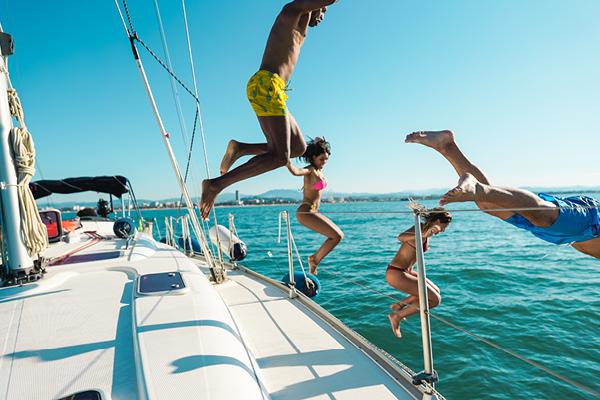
top-left (286, 0), bottom-right (337, 13)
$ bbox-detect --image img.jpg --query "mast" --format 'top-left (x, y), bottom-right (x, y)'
top-left (0, 29), bottom-right (34, 276)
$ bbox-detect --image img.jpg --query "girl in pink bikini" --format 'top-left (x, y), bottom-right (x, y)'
top-left (286, 137), bottom-right (343, 274)
top-left (386, 208), bottom-right (452, 338)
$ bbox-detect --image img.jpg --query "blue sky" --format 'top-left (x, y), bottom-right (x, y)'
top-left (3, 1), bottom-right (599, 202)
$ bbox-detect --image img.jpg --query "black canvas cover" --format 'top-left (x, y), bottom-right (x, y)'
top-left (30, 176), bottom-right (130, 199)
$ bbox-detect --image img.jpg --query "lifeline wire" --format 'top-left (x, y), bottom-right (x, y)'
top-left (294, 203), bottom-right (600, 216)
top-left (319, 267), bottom-right (600, 398)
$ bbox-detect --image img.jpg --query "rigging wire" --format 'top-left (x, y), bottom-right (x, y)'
top-left (119, 0), bottom-right (225, 263)
top-left (178, 0), bottom-right (225, 264)
top-left (318, 267), bottom-right (600, 398)
top-left (114, 0), bottom-right (221, 281)
top-left (115, 0), bottom-right (225, 271)
top-left (180, 0), bottom-right (212, 180)
top-left (150, 0), bottom-right (202, 230)
top-left (152, 0), bottom-right (201, 191)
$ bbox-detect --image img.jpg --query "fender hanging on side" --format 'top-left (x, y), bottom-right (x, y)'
top-left (208, 225), bottom-right (247, 261)
top-left (281, 272), bottom-right (320, 298)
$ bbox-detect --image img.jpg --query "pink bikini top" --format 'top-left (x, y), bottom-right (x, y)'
top-left (312, 179), bottom-right (327, 191)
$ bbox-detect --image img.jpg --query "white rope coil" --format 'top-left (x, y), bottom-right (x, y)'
top-left (7, 88), bottom-right (48, 256)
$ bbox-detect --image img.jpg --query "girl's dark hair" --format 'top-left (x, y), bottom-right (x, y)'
top-left (423, 207), bottom-right (452, 225)
top-left (300, 137), bottom-right (331, 166)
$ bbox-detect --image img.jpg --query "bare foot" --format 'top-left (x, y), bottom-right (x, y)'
top-left (390, 301), bottom-right (409, 312)
top-left (405, 130), bottom-right (454, 152)
top-left (308, 255), bottom-right (318, 275)
top-left (388, 313), bottom-right (403, 338)
top-left (200, 179), bottom-right (220, 219)
top-left (220, 140), bottom-right (240, 175)
top-left (440, 173), bottom-right (478, 205)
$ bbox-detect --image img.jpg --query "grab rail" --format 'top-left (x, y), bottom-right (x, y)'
top-left (412, 209), bottom-right (438, 389)
top-left (282, 211), bottom-right (296, 299)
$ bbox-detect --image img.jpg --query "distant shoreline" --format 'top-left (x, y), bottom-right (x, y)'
top-left (53, 189), bottom-right (600, 212)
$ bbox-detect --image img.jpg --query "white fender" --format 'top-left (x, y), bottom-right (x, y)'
top-left (208, 225), bottom-right (247, 261)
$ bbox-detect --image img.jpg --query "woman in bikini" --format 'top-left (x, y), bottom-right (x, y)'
top-left (286, 137), bottom-right (343, 274)
top-left (386, 208), bottom-right (452, 338)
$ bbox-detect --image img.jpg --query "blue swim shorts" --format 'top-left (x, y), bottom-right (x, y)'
top-left (504, 193), bottom-right (600, 245)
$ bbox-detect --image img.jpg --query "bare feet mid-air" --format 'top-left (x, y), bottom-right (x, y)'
top-left (405, 130), bottom-right (455, 152)
top-left (220, 140), bottom-right (240, 176)
top-left (308, 255), bottom-right (318, 275)
top-left (200, 179), bottom-right (220, 220)
top-left (440, 173), bottom-right (479, 205)
top-left (388, 313), bottom-right (405, 338)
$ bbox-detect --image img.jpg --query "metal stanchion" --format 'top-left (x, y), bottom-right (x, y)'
top-left (412, 210), bottom-right (438, 389)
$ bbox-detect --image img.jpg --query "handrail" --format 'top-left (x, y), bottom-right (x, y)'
top-left (283, 211), bottom-right (296, 299)
top-left (412, 209), bottom-right (438, 389)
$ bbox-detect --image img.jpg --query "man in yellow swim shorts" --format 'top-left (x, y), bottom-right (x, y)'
top-left (200, 0), bottom-right (338, 218)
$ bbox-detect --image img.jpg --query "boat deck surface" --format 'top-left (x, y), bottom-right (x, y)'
top-left (211, 266), bottom-right (420, 400)
top-left (0, 221), bottom-right (436, 400)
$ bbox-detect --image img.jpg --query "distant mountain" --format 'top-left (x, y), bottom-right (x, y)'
top-left (254, 189), bottom-right (303, 200)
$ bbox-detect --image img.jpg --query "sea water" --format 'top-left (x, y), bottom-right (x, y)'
top-left (141, 199), bottom-right (599, 400)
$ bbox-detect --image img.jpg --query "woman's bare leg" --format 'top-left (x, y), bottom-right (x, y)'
top-left (391, 294), bottom-right (417, 311)
top-left (296, 208), bottom-right (343, 274)
top-left (385, 268), bottom-right (441, 337)
top-left (405, 130), bottom-right (513, 219)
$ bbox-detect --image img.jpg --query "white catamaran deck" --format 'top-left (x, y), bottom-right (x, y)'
top-left (0, 221), bottom-right (438, 400)
top-left (212, 268), bottom-right (420, 400)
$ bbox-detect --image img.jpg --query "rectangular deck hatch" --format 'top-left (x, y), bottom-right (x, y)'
top-left (59, 390), bottom-right (102, 400)
top-left (138, 272), bottom-right (186, 294)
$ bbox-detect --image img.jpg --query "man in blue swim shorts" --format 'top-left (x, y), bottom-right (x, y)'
top-left (405, 130), bottom-right (600, 259)
top-left (199, 0), bottom-right (338, 218)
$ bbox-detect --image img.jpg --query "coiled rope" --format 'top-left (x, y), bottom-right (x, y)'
top-left (4, 79), bottom-right (48, 256)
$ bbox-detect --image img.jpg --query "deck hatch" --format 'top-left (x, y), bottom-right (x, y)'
top-left (58, 390), bottom-right (102, 400)
top-left (138, 272), bottom-right (186, 294)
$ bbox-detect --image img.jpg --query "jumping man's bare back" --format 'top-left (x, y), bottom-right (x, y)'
top-left (261, 0), bottom-right (335, 82)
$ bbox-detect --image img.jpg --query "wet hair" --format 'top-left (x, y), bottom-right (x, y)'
top-left (423, 207), bottom-right (453, 226)
top-left (300, 137), bottom-right (331, 166)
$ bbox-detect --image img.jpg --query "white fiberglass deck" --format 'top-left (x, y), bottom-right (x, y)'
top-left (0, 220), bottom-right (437, 400)
top-left (0, 222), bottom-right (266, 400)
top-left (207, 266), bottom-right (425, 400)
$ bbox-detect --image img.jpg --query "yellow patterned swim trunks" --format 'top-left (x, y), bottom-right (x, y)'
top-left (246, 70), bottom-right (288, 117)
